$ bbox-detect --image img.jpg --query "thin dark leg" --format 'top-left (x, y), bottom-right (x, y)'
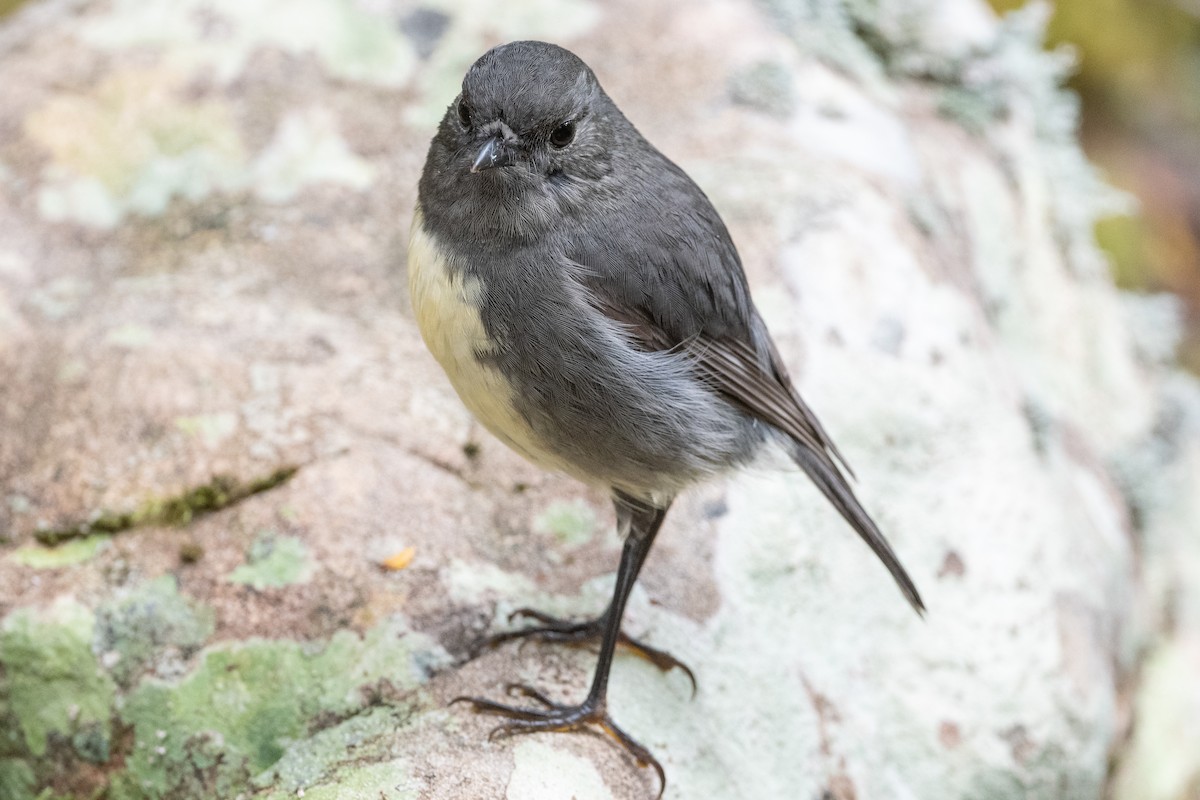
top-left (481, 493), bottom-right (695, 689)
top-left (581, 495), bottom-right (665, 703)
top-left (453, 494), bottom-right (673, 797)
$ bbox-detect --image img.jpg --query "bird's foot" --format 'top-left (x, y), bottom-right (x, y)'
top-left (452, 684), bottom-right (666, 798)
top-left (484, 608), bottom-right (696, 694)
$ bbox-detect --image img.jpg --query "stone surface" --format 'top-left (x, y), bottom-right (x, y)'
top-left (0, 0), bottom-right (1197, 798)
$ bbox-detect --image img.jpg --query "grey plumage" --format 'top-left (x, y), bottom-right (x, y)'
top-left (416, 41), bottom-right (921, 612)
top-left (412, 40), bottom-right (923, 792)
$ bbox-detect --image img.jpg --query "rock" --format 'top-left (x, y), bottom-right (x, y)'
top-left (0, 0), bottom-right (1195, 798)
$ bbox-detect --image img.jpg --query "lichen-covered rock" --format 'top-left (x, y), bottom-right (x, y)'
top-left (1, 601), bottom-right (117, 762)
top-left (0, 0), bottom-right (1196, 798)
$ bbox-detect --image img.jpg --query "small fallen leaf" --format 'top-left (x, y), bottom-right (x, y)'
top-left (381, 546), bottom-right (415, 571)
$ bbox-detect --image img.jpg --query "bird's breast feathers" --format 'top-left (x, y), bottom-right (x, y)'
top-left (407, 210), bottom-right (573, 475)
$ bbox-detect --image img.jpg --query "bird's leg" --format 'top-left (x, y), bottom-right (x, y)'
top-left (479, 496), bottom-right (695, 689)
top-left (454, 495), bottom-right (672, 797)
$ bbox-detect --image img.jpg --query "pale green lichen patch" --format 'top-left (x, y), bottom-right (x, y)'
top-left (533, 500), bottom-right (599, 548)
top-left (82, 0), bottom-right (415, 86)
top-left (1109, 641), bottom-right (1200, 800)
top-left (228, 533), bottom-right (313, 589)
top-left (729, 60), bottom-right (797, 118)
top-left (26, 69), bottom-right (246, 229)
top-left (108, 618), bottom-right (437, 800)
top-left (261, 756), bottom-right (418, 800)
top-left (7, 534), bottom-right (110, 568)
top-left (93, 576), bottom-right (215, 687)
top-left (25, 277), bottom-right (90, 322)
top-left (0, 601), bottom-right (116, 759)
top-left (0, 759), bottom-right (35, 800)
top-left (25, 69), bottom-right (374, 228)
top-left (250, 108), bottom-right (375, 204)
top-left (440, 559), bottom-right (539, 606)
top-left (253, 709), bottom-right (421, 797)
top-left (253, 707), bottom-right (397, 792)
top-left (174, 413), bottom-right (238, 448)
top-left (105, 323), bottom-right (156, 348)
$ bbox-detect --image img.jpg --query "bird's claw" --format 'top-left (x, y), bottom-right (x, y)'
top-left (452, 688), bottom-right (666, 798)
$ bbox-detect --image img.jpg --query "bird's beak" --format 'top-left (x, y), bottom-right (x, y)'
top-left (470, 135), bottom-right (513, 173)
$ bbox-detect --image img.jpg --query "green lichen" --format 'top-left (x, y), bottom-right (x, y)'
top-left (25, 277), bottom-right (89, 322)
top-left (7, 535), bottom-right (110, 569)
top-left (0, 602), bottom-right (116, 759)
top-left (83, 0), bottom-right (416, 86)
top-left (937, 86), bottom-right (1007, 136)
top-left (34, 466), bottom-right (299, 546)
top-left (93, 576), bottom-right (215, 688)
top-left (0, 759), bottom-right (35, 800)
top-left (107, 618), bottom-right (436, 800)
top-left (729, 60), bottom-right (797, 118)
top-left (0, 587), bottom-right (442, 799)
top-left (754, 0), bottom-right (883, 81)
top-left (1110, 642), bottom-right (1200, 800)
top-left (104, 323), bottom-right (156, 348)
top-left (173, 413), bottom-right (237, 448)
top-left (26, 63), bottom-right (377, 229)
top-left (260, 756), bottom-right (417, 800)
top-left (441, 559), bottom-right (539, 606)
top-left (253, 708), bottom-right (411, 795)
top-left (227, 533), bottom-right (312, 590)
top-left (250, 109), bottom-right (375, 204)
top-left (26, 69), bottom-right (247, 229)
top-left (533, 500), bottom-right (599, 548)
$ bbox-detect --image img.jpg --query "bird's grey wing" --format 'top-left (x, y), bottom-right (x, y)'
top-left (571, 165), bottom-right (852, 475)
top-left (572, 172), bottom-right (924, 614)
top-left (584, 290), bottom-right (838, 470)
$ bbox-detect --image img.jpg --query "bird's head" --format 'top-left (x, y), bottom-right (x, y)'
top-left (420, 41), bottom-right (627, 242)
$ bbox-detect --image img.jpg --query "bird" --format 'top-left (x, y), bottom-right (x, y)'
top-left (408, 39), bottom-right (923, 796)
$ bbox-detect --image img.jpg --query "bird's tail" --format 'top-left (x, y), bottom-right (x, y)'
top-left (787, 441), bottom-right (925, 615)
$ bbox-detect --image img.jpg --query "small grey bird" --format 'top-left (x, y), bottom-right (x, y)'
top-left (409, 40), bottom-right (923, 794)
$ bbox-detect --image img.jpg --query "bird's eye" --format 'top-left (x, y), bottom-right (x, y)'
top-left (549, 120), bottom-right (576, 148)
top-left (457, 98), bottom-right (472, 128)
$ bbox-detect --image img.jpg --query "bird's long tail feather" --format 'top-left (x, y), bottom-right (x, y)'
top-left (787, 441), bottom-right (925, 615)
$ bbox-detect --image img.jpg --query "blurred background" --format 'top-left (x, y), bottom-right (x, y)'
top-left (4, 0), bottom-right (1197, 373)
top-left (986, 0), bottom-right (1200, 372)
top-left (7, 0), bottom-right (1195, 368)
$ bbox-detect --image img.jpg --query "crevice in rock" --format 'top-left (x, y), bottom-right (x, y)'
top-left (33, 465), bottom-right (301, 546)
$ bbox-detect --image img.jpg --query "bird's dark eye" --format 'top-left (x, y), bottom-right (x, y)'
top-left (549, 120), bottom-right (576, 148)
top-left (457, 98), bottom-right (472, 128)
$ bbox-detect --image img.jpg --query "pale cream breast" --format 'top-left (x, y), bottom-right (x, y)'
top-left (407, 210), bottom-right (574, 476)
